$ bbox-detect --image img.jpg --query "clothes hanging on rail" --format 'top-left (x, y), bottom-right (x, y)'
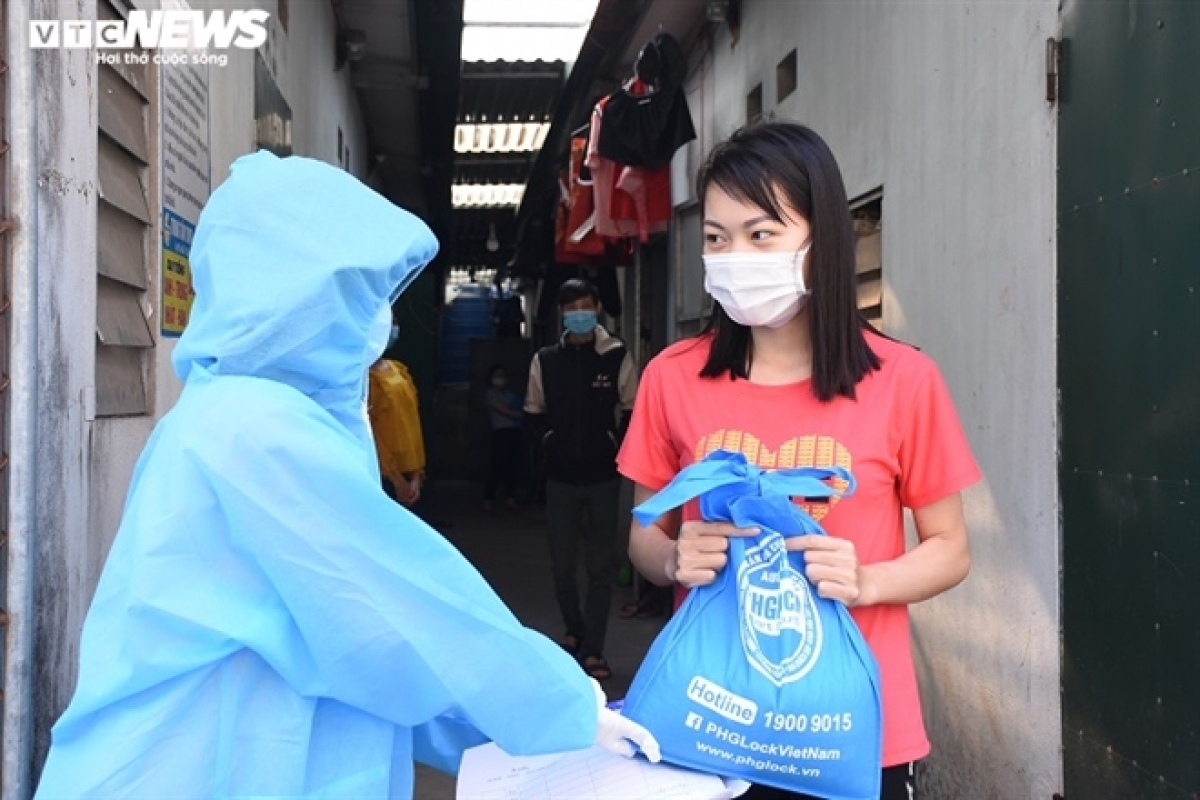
top-left (553, 32), bottom-right (695, 256)
top-left (587, 92), bottom-right (672, 243)
top-left (562, 134), bottom-right (606, 260)
top-left (555, 146), bottom-right (598, 264)
top-left (596, 33), bottom-right (695, 168)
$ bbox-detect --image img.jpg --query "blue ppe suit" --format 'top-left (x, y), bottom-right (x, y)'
top-left (35, 152), bottom-right (597, 799)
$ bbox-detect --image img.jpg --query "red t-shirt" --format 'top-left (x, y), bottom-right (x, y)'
top-left (617, 330), bottom-right (981, 767)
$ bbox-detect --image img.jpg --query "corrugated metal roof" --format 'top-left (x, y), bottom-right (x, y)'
top-left (460, 26), bottom-right (590, 63)
top-left (450, 59), bottom-right (567, 266)
top-left (454, 152), bottom-right (536, 186)
top-left (454, 122), bottom-right (550, 153)
top-left (452, 183), bottom-right (525, 208)
top-left (462, 0), bottom-right (598, 26)
top-left (458, 59), bottom-right (565, 123)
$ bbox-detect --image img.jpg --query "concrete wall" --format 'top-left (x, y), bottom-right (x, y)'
top-left (32, 0), bottom-right (370, 769)
top-left (677, 2), bottom-right (1062, 796)
top-left (32, 0), bottom-right (101, 773)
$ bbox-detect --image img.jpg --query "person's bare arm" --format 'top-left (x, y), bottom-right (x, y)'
top-left (789, 492), bottom-right (971, 606)
top-left (397, 472), bottom-right (423, 506)
top-left (629, 483), bottom-right (759, 588)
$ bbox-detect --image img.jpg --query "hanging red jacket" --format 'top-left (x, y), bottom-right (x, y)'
top-left (555, 135), bottom-right (607, 263)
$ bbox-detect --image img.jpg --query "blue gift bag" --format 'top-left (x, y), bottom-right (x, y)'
top-left (624, 451), bottom-right (882, 799)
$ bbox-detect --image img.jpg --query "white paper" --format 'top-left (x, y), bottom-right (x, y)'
top-left (456, 742), bottom-right (738, 800)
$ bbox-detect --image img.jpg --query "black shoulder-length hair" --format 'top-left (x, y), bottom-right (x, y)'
top-left (696, 122), bottom-right (880, 402)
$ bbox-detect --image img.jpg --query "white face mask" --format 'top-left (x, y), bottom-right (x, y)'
top-left (365, 304), bottom-right (393, 365)
top-left (703, 247), bottom-right (811, 328)
top-left (361, 304), bottom-right (392, 433)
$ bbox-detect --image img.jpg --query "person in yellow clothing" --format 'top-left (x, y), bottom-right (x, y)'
top-left (368, 354), bottom-right (426, 506)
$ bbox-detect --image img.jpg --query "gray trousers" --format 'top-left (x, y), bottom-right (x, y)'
top-left (545, 479), bottom-right (619, 660)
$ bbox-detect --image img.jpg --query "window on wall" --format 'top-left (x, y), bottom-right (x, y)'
top-left (746, 83), bottom-right (763, 126)
top-left (96, 0), bottom-right (155, 417)
top-left (851, 192), bottom-right (883, 326)
top-left (776, 49), bottom-right (797, 103)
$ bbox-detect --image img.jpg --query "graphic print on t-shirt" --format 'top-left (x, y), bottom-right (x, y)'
top-left (694, 430), bottom-right (852, 521)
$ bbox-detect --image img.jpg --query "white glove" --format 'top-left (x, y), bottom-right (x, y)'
top-left (592, 679), bottom-right (661, 762)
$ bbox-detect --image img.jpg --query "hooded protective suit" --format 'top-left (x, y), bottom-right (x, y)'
top-left (35, 152), bottom-right (597, 799)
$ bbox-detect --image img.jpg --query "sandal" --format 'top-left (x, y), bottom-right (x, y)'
top-left (561, 633), bottom-right (581, 657)
top-left (582, 656), bottom-right (612, 681)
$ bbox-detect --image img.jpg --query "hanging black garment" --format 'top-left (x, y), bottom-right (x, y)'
top-left (596, 33), bottom-right (696, 168)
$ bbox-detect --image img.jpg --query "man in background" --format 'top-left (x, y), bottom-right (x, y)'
top-left (525, 278), bottom-right (638, 682)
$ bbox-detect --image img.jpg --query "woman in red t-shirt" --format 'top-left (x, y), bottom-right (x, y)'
top-left (618, 123), bottom-right (981, 800)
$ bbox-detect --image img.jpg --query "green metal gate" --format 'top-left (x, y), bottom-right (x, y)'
top-left (1058, 1), bottom-right (1199, 798)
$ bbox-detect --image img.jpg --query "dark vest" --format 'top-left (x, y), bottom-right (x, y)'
top-left (535, 335), bottom-right (626, 485)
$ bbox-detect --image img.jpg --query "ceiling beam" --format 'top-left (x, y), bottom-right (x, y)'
top-left (460, 70), bottom-right (563, 81)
